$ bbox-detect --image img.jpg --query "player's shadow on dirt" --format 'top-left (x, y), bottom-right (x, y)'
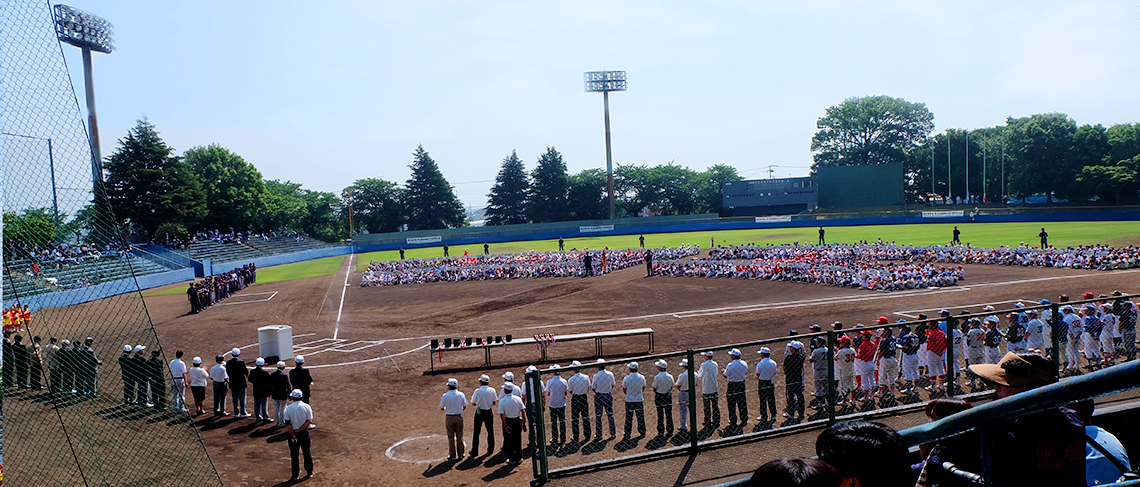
top-left (480, 462), bottom-right (520, 483)
top-left (454, 455), bottom-right (484, 471)
top-left (644, 434), bottom-right (671, 450)
top-left (264, 431), bottom-right (292, 444)
top-left (613, 435), bottom-right (643, 452)
top-left (422, 458), bottom-right (459, 478)
top-left (145, 410), bottom-right (185, 424)
top-left (198, 416), bottom-right (238, 431)
top-left (580, 437), bottom-right (612, 456)
top-left (251, 424), bottom-right (284, 438)
top-left (228, 421), bottom-right (262, 436)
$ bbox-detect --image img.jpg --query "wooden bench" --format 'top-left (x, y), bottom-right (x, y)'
top-left (428, 328), bottom-right (654, 371)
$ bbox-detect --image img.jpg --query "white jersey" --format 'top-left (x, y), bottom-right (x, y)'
top-left (1026, 318), bottom-right (1046, 350)
top-left (836, 348), bottom-right (856, 378)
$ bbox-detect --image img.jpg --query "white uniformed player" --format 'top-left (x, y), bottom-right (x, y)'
top-left (898, 325), bottom-right (921, 395)
top-left (1064, 306), bottom-right (1084, 373)
top-left (1025, 309), bottom-right (1046, 352)
top-left (674, 359), bottom-right (693, 432)
top-left (621, 362), bottom-right (647, 439)
top-left (808, 339), bottom-right (828, 409)
top-left (591, 359), bottom-right (616, 439)
top-left (755, 347), bottom-right (778, 422)
top-left (696, 351), bottom-right (720, 428)
top-left (469, 374), bottom-right (497, 456)
top-left (835, 336), bottom-right (856, 407)
top-left (651, 359), bottom-right (675, 437)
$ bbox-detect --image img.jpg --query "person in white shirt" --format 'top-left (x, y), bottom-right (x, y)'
top-left (544, 365), bottom-right (569, 444)
top-left (284, 389), bottom-right (315, 480)
top-left (651, 359), bottom-right (675, 437)
top-left (965, 319), bottom-right (986, 389)
top-left (1025, 309), bottom-right (1046, 352)
top-left (591, 359), bottom-right (616, 438)
top-left (168, 350), bottom-right (189, 412)
top-left (1064, 306), bottom-right (1084, 373)
top-left (621, 362), bottom-right (647, 439)
top-left (696, 351), bottom-right (721, 428)
top-left (835, 337), bottom-right (856, 408)
top-left (565, 360), bottom-right (592, 441)
top-left (188, 356), bottom-right (209, 416)
top-left (498, 371), bottom-right (521, 401)
top-left (469, 374), bottom-right (497, 457)
top-left (1099, 304), bottom-right (1118, 365)
top-left (520, 365), bottom-right (543, 447)
top-left (674, 359), bottom-right (693, 432)
top-left (722, 348), bottom-right (749, 427)
top-left (439, 378), bottom-right (468, 461)
top-left (754, 347), bottom-right (778, 423)
top-left (209, 355), bottom-right (230, 416)
top-left (808, 338), bottom-right (829, 410)
top-left (498, 383), bottom-right (527, 465)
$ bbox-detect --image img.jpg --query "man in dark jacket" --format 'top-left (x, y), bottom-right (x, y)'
top-left (289, 355), bottom-right (313, 405)
top-left (249, 357), bottom-right (272, 422)
top-left (226, 348), bottom-right (250, 418)
top-left (131, 346), bottom-right (149, 405)
top-left (148, 349), bottom-right (165, 409)
top-left (119, 344), bottom-right (134, 403)
top-left (270, 361), bottom-right (292, 427)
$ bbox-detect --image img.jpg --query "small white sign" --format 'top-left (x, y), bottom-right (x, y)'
top-left (579, 225), bottom-right (615, 233)
top-left (755, 216), bottom-right (792, 223)
top-left (406, 236), bottom-right (443, 244)
top-left (921, 210), bottom-right (964, 218)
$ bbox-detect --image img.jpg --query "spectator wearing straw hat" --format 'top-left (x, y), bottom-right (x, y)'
top-left (470, 374), bottom-right (497, 456)
top-left (675, 358), bottom-right (693, 432)
top-left (226, 348), bottom-right (249, 418)
top-left (544, 365), bottom-right (568, 445)
top-left (498, 382), bottom-right (526, 465)
top-left (651, 359), bottom-right (675, 437)
top-left (285, 389), bottom-right (315, 480)
top-left (270, 361), bottom-right (292, 427)
top-left (755, 347), bottom-right (777, 423)
top-left (621, 361), bottom-right (647, 439)
top-left (591, 359), bottom-right (616, 439)
top-left (723, 348), bottom-right (749, 427)
top-left (697, 351), bottom-right (721, 429)
top-left (566, 361), bottom-right (591, 442)
top-left (439, 378), bottom-right (467, 461)
top-left (249, 357), bottom-right (272, 422)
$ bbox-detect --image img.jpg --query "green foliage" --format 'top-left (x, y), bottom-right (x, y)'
top-left (103, 119), bottom-right (206, 237)
top-left (528, 147), bottom-right (570, 223)
top-left (184, 144), bottom-right (266, 231)
top-left (485, 150), bottom-right (530, 226)
top-left (3, 208), bottom-right (60, 254)
top-left (260, 180), bottom-right (308, 232)
top-left (694, 164), bottom-right (744, 215)
top-left (1106, 123), bottom-right (1140, 165)
top-left (298, 189), bottom-right (345, 242)
top-left (404, 145), bottom-right (465, 230)
top-left (811, 95), bottom-right (934, 170)
top-left (566, 169), bottom-right (608, 220)
top-left (154, 222), bottom-right (188, 241)
top-left (344, 178), bottom-right (404, 233)
top-left (1078, 163), bottom-right (1139, 205)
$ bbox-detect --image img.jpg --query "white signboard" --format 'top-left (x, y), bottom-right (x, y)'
top-left (579, 225), bottom-right (615, 233)
top-left (406, 236), bottom-right (442, 244)
top-left (755, 216), bottom-right (792, 223)
top-left (921, 210), bottom-right (964, 218)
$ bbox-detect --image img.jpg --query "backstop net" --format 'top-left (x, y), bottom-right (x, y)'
top-left (1, 0), bottom-right (222, 484)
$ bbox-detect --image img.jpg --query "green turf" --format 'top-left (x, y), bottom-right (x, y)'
top-left (356, 221), bottom-right (1140, 271)
top-left (143, 284), bottom-right (194, 297)
top-left (254, 255), bottom-right (345, 285)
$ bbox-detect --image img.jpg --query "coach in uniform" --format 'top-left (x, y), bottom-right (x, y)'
top-left (226, 348), bottom-right (250, 418)
top-left (644, 249), bottom-right (653, 277)
top-left (439, 377), bottom-right (467, 461)
top-left (131, 345), bottom-right (149, 404)
top-left (210, 355), bottom-right (230, 416)
top-left (291, 355), bottom-right (313, 405)
top-left (469, 374), bottom-right (497, 456)
top-left (754, 347), bottom-right (777, 424)
top-left (566, 361), bottom-right (591, 442)
top-left (783, 331), bottom-right (806, 423)
top-left (285, 389), bottom-right (315, 480)
top-left (498, 383), bottom-right (526, 465)
top-left (697, 351), bottom-right (720, 429)
top-left (544, 365), bottom-right (568, 445)
top-left (651, 359), bottom-right (674, 437)
top-left (169, 350), bottom-right (188, 412)
top-left (674, 358), bottom-right (693, 433)
top-left (249, 357), bottom-right (272, 422)
top-left (271, 361), bottom-right (292, 427)
top-left (621, 362), bottom-right (647, 439)
top-left (591, 359), bottom-right (616, 439)
top-left (723, 348), bottom-right (748, 427)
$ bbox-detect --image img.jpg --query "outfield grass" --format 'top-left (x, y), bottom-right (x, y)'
top-left (356, 221), bottom-right (1140, 271)
top-left (142, 255), bottom-right (347, 297)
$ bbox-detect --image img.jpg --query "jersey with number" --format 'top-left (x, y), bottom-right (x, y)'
top-left (967, 329), bottom-right (985, 351)
top-left (1026, 318), bottom-right (1046, 350)
top-left (836, 347), bottom-right (856, 378)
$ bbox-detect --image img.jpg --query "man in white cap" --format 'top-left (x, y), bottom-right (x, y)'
top-left (226, 348), bottom-right (249, 418)
top-left (722, 348), bottom-right (748, 427)
top-left (168, 350), bottom-right (189, 412)
top-left (439, 378), bottom-right (467, 461)
top-left (499, 371), bottom-right (521, 401)
top-left (469, 374), bottom-right (497, 456)
top-left (544, 365), bottom-right (568, 444)
top-left (520, 365), bottom-right (543, 447)
top-left (621, 362), bottom-right (647, 439)
top-left (754, 347), bottom-right (777, 424)
top-left (290, 355), bottom-right (313, 405)
top-left (696, 351), bottom-right (720, 429)
top-left (591, 359), bottom-right (616, 439)
top-left (270, 361), bottom-right (292, 427)
top-left (1062, 305), bottom-right (1083, 372)
top-left (284, 389), bottom-right (314, 480)
top-left (498, 382), bottom-right (527, 465)
top-left (249, 357), bottom-right (272, 422)
top-left (566, 361), bottom-right (592, 442)
top-left (131, 345), bottom-right (149, 405)
top-left (674, 358), bottom-right (693, 433)
top-left (209, 355), bottom-right (230, 416)
top-left (119, 344), bottom-right (135, 404)
top-left (651, 359), bottom-right (674, 437)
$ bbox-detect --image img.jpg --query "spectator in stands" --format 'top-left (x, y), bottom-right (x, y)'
top-left (1071, 399), bottom-right (1131, 486)
top-left (746, 458), bottom-right (839, 487)
top-left (968, 351), bottom-right (1086, 485)
top-left (816, 420), bottom-right (913, 487)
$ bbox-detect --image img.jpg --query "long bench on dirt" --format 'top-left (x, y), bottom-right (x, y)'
top-left (428, 327), bottom-right (655, 371)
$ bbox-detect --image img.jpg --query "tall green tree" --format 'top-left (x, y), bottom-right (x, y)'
top-left (1005, 113), bottom-right (1078, 202)
top-left (344, 178), bottom-right (404, 234)
top-left (1077, 164), bottom-right (1138, 205)
top-left (184, 143), bottom-right (266, 231)
top-left (485, 150), bottom-right (529, 226)
top-left (103, 119), bottom-right (206, 237)
top-left (1106, 123), bottom-right (1140, 165)
top-left (260, 180), bottom-right (308, 232)
top-left (3, 208), bottom-right (60, 256)
top-left (566, 169), bottom-right (608, 220)
top-left (810, 95), bottom-right (934, 171)
top-left (528, 147), bottom-right (570, 223)
top-left (299, 189), bottom-right (345, 242)
top-left (404, 145), bottom-right (465, 230)
top-left (693, 164), bottom-right (743, 215)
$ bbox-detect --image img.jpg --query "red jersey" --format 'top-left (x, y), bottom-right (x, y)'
top-left (856, 339), bottom-right (877, 361)
top-left (926, 328), bottom-right (948, 354)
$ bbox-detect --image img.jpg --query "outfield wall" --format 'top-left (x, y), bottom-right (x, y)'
top-left (205, 245), bottom-right (354, 276)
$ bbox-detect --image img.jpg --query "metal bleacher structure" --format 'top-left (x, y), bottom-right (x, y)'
top-left (187, 235), bottom-right (337, 265)
top-left (1, 252), bottom-right (176, 301)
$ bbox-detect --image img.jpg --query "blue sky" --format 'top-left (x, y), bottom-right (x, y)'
top-left (56, 0), bottom-right (1140, 209)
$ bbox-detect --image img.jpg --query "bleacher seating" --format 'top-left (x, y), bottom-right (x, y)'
top-left (244, 235), bottom-right (336, 255)
top-left (188, 235), bottom-right (335, 264)
top-left (1, 255), bottom-right (179, 301)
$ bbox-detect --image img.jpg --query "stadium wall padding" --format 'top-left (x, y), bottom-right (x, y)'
top-left (206, 245), bottom-right (354, 275)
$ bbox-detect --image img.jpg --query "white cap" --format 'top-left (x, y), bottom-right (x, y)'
top-left (729, 348), bottom-right (741, 356)
top-left (655, 359), bottom-right (668, 368)
top-left (526, 365), bottom-right (537, 373)
top-left (983, 305), bottom-right (995, 311)
top-left (277, 361), bottom-right (287, 369)
top-left (503, 371), bottom-right (515, 381)
top-left (231, 348), bottom-right (241, 356)
top-left (504, 382), bottom-right (515, 391)
top-left (133, 345), bottom-right (146, 353)
top-left (984, 316), bottom-right (999, 323)
top-left (628, 361), bottom-right (638, 370)
top-left (290, 389), bottom-right (303, 398)
top-left (192, 356), bottom-right (202, 365)
top-left (758, 347), bottom-right (771, 354)
top-left (255, 358), bottom-right (265, 366)
top-left (570, 360), bottom-right (581, 366)
top-left (124, 345), bottom-right (132, 352)
top-left (1014, 302), bottom-right (1025, 308)
top-left (596, 358), bottom-right (606, 364)
top-left (446, 378), bottom-right (458, 387)
top-left (295, 355), bottom-right (305, 364)
top-left (702, 351), bottom-right (714, 357)
top-left (479, 374), bottom-right (490, 382)
top-left (679, 359), bottom-right (688, 367)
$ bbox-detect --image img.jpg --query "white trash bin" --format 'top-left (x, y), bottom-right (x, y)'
top-left (258, 325), bottom-right (293, 363)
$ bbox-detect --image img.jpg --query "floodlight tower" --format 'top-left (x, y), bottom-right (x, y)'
top-left (584, 71), bottom-right (626, 219)
top-left (54, 4), bottom-right (114, 186)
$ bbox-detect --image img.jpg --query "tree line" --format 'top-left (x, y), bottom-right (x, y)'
top-left (811, 95), bottom-right (1140, 205)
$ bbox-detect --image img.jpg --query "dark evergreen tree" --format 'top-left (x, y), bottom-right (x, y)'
top-left (528, 147), bottom-right (569, 223)
top-left (404, 145), bottom-right (465, 230)
top-left (485, 150), bottom-right (529, 226)
top-left (103, 119), bottom-right (206, 238)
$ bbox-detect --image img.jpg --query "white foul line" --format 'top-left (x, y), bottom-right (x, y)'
top-left (267, 291), bottom-right (279, 301)
top-left (334, 254), bottom-right (354, 340)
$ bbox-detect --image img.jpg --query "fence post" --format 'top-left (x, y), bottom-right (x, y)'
top-left (1051, 302), bottom-right (1060, 371)
top-left (528, 370), bottom-right (549, 482)
top-left (826, 331), bottom-right (837, 424)
top-left (946, 318), bottom-right (957, 396)
top-left (687, 349), bottom-right (698, 452)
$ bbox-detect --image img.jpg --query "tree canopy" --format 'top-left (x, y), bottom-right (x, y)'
top-left (404, 145), bottom-right (465, 230)
top-left (811, 95), bottom-right (934, 170)
top-left (485, 150), bottom-right (529, 226)
top-left (344, 178), bottom-right (404, 234)
top-left (528, 147), bottom-right (570, 223)
top-left (184, 143), bottom-right (265, 231)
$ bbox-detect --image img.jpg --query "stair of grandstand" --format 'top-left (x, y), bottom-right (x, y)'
top-left (244, 235), bottom-right (336, 255)
top-left (1, 256), bottom-right (179, 301)
top-left (188, 240), bottom-right (265, 264)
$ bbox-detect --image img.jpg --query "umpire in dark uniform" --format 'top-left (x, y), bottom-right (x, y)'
top-left (583, 252), bottom-right (593, 277)
top-left (131, 346), bottom-right (149, 404)
top-left (119, 344), bottom-right (134, 403)
top-left (290, 355), bottom-right (313, 405)
top-left (78, 337), bottom-right (101, 395)
top-left (645, 249), bottom-right (653, 277)
top-left (149, 349), bottom-right (166, 409)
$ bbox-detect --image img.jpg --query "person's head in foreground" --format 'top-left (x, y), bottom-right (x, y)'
top-left (967, 351), bottom-right (1057, 399)
top-left (816, 421), bottom-right (911, 487)
top-left (746, 458), bottom-right (839, 487)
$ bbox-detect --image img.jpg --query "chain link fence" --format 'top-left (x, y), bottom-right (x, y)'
top-left (527, 294), bottom-right (1140, 481)
top-left (1, 0), bottom-right (223, 484)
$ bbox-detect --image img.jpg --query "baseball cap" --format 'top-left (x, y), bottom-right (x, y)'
top-left (479, 374), bottom-right (490, 382)
top-left (504, 382), bottom-right (515, 391)
top-left (290, 389), bottom-right (303, 398)
top-left (679, 359), bottom-right (688, 367)
top-left (277, 361), bottom-right (286, 369)
top-left (1039, 299), bottom-right (1050, 305)
top-left (215, 355), bottom-right (225, 362)
top-left (984, 316), bottom-right (999, 323)
top-left (134, 345), bottom-right (146, 353)
top-left (124, 344), bottom-right (132, 352)
top-left (596, 358), bottom-right (606, 364)
top-left (192, 356), bottom-right (202, 365)
top-left (758, 347), bottom-right (771, 354)
top-left (838, 335), bottom-right (851, 344)
top-left (231, 348), bottom-right (241, 356)
top-left (729, 348), bottom-right (741, 356)
top-left (551, 364), bottom-right (562, 373)
top-left (503, 372), bottom-right (515, 381)
top-left (526, 365), bottom-right (538, 373)
top-left (968, 352), bottom-right (1056, 387)
top-left (809, 324), bottom-right (822, 332)
top-left (983, 305), bottom-right (995, 311)
top-left (85, 337), bottom-right (93, 343)
top-left (1083, 292), bottom-right (1095, 299)
top-left (701, 351), bottom-right (714, 357)
top-left (446, 378), bottom-right (458, 387)
top-left (1062, 305), bottom-right (1074, 312)
top-left (570, 360), bottom-right (581, 366)
top-left (1026, 309), bottom-right (1038, 315)
top-left (628, 362), bottom-right (639, 370)
top-left (788, 330), bottom-right (798, 336)
top-left (1014, 302), bottom-right (1025, 308)
top-left (877, 316), bottom-right (889, 324)
top-left (655, 359), bottom-right (668, 368)
top-left (255, 357), bottom-right (265, 366)
top-left (295, 355), bottom-right (305, 364)
top-left (939, 309), bottom-right (949, 315)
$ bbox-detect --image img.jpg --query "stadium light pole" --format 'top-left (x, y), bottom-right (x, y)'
top-left (584, 71), bottom-right (627, 219)
top-left (964, 130), bottom-right (969, 203)
top-left (54, 4), bottom-right (114, 187)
